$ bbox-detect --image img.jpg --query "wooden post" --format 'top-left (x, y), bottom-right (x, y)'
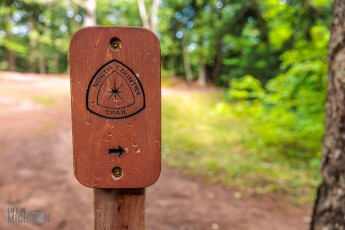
top-left (69, 27), bottom-right (161, 230)
top-left (94, 189), bottom-right (145, 230)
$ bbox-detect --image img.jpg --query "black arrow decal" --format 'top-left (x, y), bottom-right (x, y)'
top-left (109, 146), bottom-right (126, 157)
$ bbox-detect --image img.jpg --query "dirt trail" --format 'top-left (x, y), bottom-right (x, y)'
top-left (0, 72), bottom-right (311, 229)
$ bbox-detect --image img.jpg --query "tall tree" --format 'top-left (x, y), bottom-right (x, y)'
top-left (311, 1), bottom-right (345, 229)
top-left (3, 5), bottom-right (16, 71)
top-left (182, 36), bottom-right (193, 83)
top-left (138, 0), bottom-right (159, 33)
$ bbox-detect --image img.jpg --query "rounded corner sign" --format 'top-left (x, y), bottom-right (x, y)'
top-left (86, 59), bottom-right (145, 119)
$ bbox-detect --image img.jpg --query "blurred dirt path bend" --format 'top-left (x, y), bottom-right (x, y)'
top-left (0, 72), bottom-right (310, 230)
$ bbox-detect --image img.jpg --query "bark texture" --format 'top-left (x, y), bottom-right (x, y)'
top-left (311, 1), bottom-right (345, 229)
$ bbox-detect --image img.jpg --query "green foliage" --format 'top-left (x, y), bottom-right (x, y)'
top-left (0, 0), bottom-right (83, 73)
top-left (97, 0), bottom-right (142, 26)
top-left (0, 0), bottom-right (333, 203)
top-left (0, 0), bottom-right (332, 80)
top-left (0, 37), bottom-right (28, 54)
top-left (163, 91), bottom-right (320, 204)
top-left (225, 21), bottom-right (329, 186)
top-left (228, 75), bottom-right (264, 101)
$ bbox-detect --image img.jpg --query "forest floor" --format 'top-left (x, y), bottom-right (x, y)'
top-left (0, 72), bottom-right (311, 230)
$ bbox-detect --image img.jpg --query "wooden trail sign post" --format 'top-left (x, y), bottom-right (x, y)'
top-left (69, 27), bottom-right (161, 229)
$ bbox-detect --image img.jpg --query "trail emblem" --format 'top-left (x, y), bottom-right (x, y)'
top-left (86, 60), bottom-right (145, 119)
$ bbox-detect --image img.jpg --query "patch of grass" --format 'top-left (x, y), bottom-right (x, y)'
top-left (33, 96), bottom-right (56, 105)
top-left (162, 90), bottom-right (320, 204)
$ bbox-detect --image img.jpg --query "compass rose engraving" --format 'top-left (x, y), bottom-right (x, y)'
top-left (107, 80), bottom-right (124, 103)
top-left (97, 73), bottom-right (135, 109)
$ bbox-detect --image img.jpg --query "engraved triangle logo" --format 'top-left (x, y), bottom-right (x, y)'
top-left (86, 60), bottom-right (145, 119)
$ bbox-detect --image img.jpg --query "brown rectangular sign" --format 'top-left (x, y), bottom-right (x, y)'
top-left (69, 27), bottom-right (161, 188)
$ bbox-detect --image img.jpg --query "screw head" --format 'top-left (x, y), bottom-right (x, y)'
top-left (109, 37), bottom-right (121, 51)
top-left (111, 166), bottom-right (123, 179)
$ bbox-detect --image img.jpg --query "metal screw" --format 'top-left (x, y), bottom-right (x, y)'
top-left (111, 167), bottom-right (123, 179)
top-left (109, 37), bottom-right (121, 51)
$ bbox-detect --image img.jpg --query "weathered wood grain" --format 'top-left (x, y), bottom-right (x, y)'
top-left (94, 188), bottom-right (145, 230)
top-left (69, 27), bottom-right (161, 189)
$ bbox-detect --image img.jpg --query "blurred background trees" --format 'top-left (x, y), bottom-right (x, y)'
top-left (0, 0), bottom-right (331, 83)
top-left (0, 0), bottom-right (333, 203)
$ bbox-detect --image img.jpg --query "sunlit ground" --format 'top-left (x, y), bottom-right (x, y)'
top-left (162, 87), bottom-right (319, 204)
top-left (0, 72), bottom-right (319, 205)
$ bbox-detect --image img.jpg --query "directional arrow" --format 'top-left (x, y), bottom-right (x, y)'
top-left (109, 146), bottom-right (126, 157)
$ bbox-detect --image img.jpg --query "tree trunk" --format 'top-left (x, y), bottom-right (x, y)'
top-left (182, 38), bottom-right (193, 83)
top-left (29, 37), bottom-right (37, 73)
top-left (211, 43), bottom-right (223, 81)
top-left (138, 0), bottom-right (150, 29)
top-left (311, 1), bottom-right (345, 229)
top-left (83, 0), bottom-right (96, 27)
top-left (150, 0), bottom-right (159, 33)
top-left (5, 13), bottom-right (15, 71)
top-left (52, 52), bottom-right (59, 73)
top-left (6, 49), bottom-right (15, 71)
top-left (197, 63), bottom-right (207, 87)
top-left (39, 53), bottom-right (46, 74)
top-left (138, 0), bottom-right (159, 33)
